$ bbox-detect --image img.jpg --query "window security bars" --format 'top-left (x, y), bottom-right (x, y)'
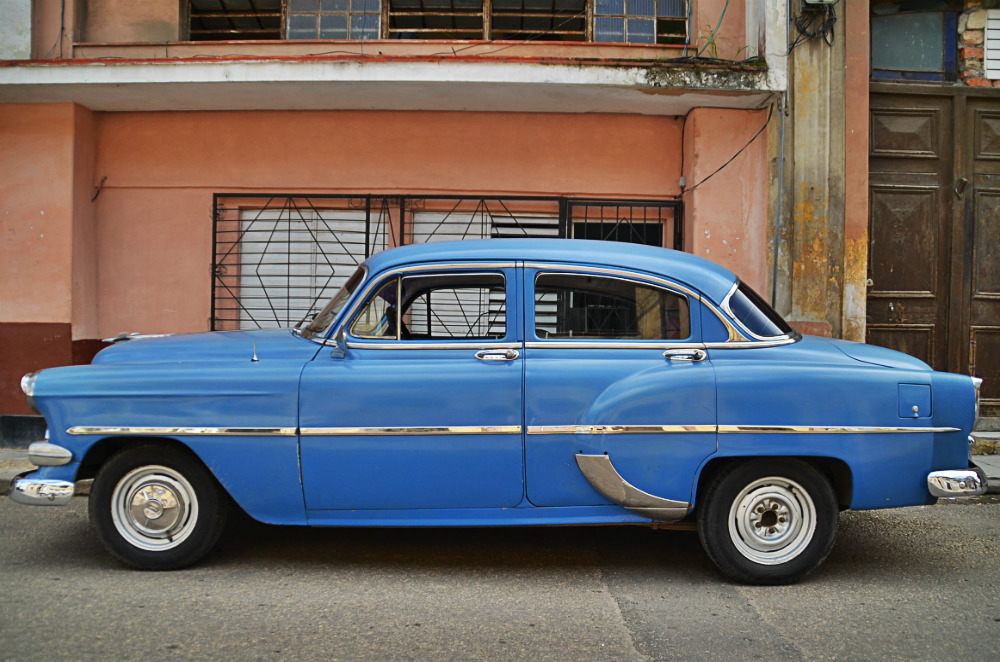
top-left (188, 0), bottom-right (686, 44)
top-left (189, 0), bottom-right (283, 40)
top-left (212, 194), bottom-right (681, 331)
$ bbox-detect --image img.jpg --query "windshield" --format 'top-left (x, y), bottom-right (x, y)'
top-left (298, 266), bottom-right (367, 340)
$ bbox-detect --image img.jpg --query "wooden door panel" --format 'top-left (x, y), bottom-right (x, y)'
top-left (969, 169), bottom-right (1000, 416)
top-left (867, 94), bottom-right (952, 373)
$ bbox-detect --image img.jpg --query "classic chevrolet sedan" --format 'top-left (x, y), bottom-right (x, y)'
top-left (11, 239), bottom-right (986, 583)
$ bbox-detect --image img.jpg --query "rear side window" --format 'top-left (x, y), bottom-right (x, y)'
top-left (534, 273), bottom-right (690, 340)
top-left (726, 282), bottom-right (793, 338)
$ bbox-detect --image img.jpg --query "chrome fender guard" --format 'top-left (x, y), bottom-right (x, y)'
top-left (575, 453), bottom-right (690, 522)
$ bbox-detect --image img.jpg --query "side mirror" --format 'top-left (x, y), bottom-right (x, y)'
top-left (330, 326), bottom-right (347, 359)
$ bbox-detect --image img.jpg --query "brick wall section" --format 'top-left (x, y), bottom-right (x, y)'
top-left (959, 1), bottom-right (1000, 87)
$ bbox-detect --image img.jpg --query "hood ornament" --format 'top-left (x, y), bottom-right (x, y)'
top-left (251, 341), bottom-right (259, 362)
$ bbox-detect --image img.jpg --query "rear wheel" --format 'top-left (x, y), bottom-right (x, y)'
top-left (697, 459), bottom-right (838, 585)
top-left (89, 445), bottom-right (228, 570)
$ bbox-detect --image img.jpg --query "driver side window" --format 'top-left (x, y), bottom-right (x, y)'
top-left (351, 272), bottom-right (507, 341)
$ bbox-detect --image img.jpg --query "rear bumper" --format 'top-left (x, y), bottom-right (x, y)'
top-left (927, 466), bottom-right (987, 498)
top-left (8, 472), bottom-right (75, 506)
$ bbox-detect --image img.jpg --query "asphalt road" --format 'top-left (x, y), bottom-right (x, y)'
top-left (1, 496), bottom-right (999, 662)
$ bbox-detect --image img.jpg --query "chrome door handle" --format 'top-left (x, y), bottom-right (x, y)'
top-left (475, 349), bottom-right (519, 361)
top-left (663, 349), bottom-right (707, 362)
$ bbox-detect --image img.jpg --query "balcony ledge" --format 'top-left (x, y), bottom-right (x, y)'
top-left (0, 49), bottom-right (782, 115)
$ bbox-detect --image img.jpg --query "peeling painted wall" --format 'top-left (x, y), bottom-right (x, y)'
top-left (0, 0), bottom-right (32, 59)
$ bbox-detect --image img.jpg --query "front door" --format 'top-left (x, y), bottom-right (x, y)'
top-left (298, 266), bottom-right (525, 511)
top-left (964, 97), bottom-right (1000, 417)
top-left (866, 93), bottom-right (954, 370)
top-left (521, 266), bottom-right (717, 508)
top-left (867, 88), bottom-right (1000, 420)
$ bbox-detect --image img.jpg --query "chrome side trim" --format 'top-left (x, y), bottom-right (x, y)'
top-left (9, 475), bottom-right (75, 506)
top-left (927, 469), bottom-right (986, 498)
top-left (27, 442), bottom-right (72, 466)
top-left (529, 424), bottom-right (958, 435)
top-left (575, 454), bottom-right (689, 521)
top-left (718, 425), bottom-right (960, 434)
top-left (67, 426), bottom-right (297, 437)
top-left (528, 425), bottom-right (714, 435)
top-left (300, 425), bottom-right (522, 436)
top-left (346, 341), bottom-right (521, 351)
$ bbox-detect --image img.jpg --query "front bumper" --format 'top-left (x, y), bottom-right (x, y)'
top-left (927, 466), bottom-right (987, 498)
top-left (8, 472), bottom-right (75, 506)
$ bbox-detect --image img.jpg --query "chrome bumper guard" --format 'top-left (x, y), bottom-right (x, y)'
top-left (927, 467), bottom-right (987, 498)
top-left (8, 473), bottom-right (75, 506)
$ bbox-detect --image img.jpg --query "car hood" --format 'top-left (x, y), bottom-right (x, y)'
top-left (824, 336), bottom-right (931, 371)
top-left (91, 328), bottom-right (320, 365)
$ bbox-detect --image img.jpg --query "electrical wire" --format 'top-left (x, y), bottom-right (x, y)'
top-left (683, 102), bottom-right (774, 195)
top-left (787, 3), bottom-right (837, 54)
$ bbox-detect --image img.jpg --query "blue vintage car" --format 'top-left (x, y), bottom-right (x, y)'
top-left (11, 239), bottom-right (986, 583)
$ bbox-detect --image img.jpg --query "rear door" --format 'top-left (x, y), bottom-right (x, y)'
top-left (521, 264), bottom-right (717, 508)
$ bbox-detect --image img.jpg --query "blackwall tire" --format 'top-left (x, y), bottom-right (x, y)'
top-left (697, 459), bottom-right (838, 585)
top-left (88, 445), bottom-right (228, 570)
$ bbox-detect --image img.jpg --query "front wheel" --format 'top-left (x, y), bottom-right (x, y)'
top-left (89, 445), bottom-right (228, 570)
top-left (697, 459), bottom-right (838, 585)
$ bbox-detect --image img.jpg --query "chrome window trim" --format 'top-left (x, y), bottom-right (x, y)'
top-left (525, 341), bottom-right (707, 350)
top-left (347, 341), bottom-right (522, 351)
top-left (298, 264), bottom-right (369, 342)
top-left (524, 262), bottom-right (749, 343)
top-left (300, 425), bottom-right (522, 436)
top-left (531, 270), bottom-right (695, 343)
top-left (67, 426), bottom-right (297, 437)
top-left (321, 262), bottom-right (516, 347)
top-left (720, 281), bottom-right (799, 344)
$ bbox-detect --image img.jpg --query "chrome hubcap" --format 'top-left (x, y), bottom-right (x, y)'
top-left (729, 477), bottom-right (816, 566)
top-left (111, 466), bottom-right (198, 551)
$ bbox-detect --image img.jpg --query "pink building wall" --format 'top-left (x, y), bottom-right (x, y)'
top-left (1, 100), bottom-right (770, 413)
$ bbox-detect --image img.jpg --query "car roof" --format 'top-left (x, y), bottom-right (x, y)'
top-left (363, 239), bottom-right (738, 304)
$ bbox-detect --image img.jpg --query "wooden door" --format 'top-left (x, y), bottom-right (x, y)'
top-left (866, 94), bottom-right (954, 371)
top-left (965, 98), bottom-right (1000, 417)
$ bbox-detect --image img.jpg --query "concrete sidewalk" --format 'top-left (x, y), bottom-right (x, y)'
top-left (3, 448), bottom-right (998, 498)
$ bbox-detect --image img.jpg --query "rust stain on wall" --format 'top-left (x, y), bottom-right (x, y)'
top-left (842, 236), bottom-right (868, 343)
top-left (792, 182), bottom-right (829, 320)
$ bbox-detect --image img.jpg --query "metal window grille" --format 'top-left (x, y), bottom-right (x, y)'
top-left (987, 10), bottom-right (1000, 80)
top-left (287, 0), bottom-right (381, 39)
top-left (593, 0), bottom-right (686, 45)
top-left (189, 0), bottom-right (283, 40)
top-left (212, 194), bottom-right (681, 331)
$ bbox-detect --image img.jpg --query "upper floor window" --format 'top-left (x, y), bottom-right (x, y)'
top-left (188, 0), bottom-right (686, 43)
top-left (870, 1), bottom-right (958, 82)
top-left (189, 0), bottom-right (283, 40)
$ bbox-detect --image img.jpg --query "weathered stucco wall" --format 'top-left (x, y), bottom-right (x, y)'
top-left (682, 107), bottom-right (770, 295)
top-left (0, 103), bottom-right (76, 324)
top-left (89, 110), bottom-right (686, 337)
